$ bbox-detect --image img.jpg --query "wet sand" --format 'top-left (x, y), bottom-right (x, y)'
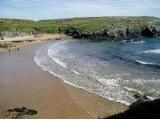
top-left (0, 41), bottom-right (127, 118)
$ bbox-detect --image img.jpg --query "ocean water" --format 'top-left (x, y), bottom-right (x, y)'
top-left (34, 38), bottom-right (160, 105)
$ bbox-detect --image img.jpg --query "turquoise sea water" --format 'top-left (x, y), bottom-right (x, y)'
top-left (34, 38), bottom-right (160, 105)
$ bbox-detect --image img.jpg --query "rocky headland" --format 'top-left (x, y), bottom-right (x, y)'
top-left (63, 25), bottom-right (160, 41)
top-left (1, 16), bottom-right (160, 42)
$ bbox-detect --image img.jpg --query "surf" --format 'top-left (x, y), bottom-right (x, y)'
top-left (143, 49), bottom-right (160, 54)
top-left (34, 38), bottom-right (160, 106)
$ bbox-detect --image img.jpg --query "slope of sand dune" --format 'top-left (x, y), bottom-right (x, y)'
top-left (0, 41), bottom-right (127, 119)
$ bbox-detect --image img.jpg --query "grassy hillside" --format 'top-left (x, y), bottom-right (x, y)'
top-left (49, 16), bottom-right (160, 32)
top-left (0, 16), bottom-right (160, 33)
top-left (0, 18), bottom-right (61, 33)
top-left (0, 19), bottom-right (35, 32)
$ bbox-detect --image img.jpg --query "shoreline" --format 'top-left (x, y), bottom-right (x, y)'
top-left (0, 37), bottom-right (127, 118)
top-left (0, 33), bottom-right (70, 53)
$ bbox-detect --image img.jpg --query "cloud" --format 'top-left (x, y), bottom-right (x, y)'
top-left (0, 0), bottom-right (159, 20)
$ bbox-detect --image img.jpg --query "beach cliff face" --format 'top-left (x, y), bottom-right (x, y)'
top-left (63, 25), bottom-right (160, 40)
top-left (2, 26), bottom-right (160, 41)
top-left (0, 31), bottom-right (34, 40)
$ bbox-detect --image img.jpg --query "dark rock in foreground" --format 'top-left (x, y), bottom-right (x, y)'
top-left (133, 94), bottom-right (151, 102)
top-left (106, 99), bottom-right (160, 119)
top-left (0, 106), bottom-right (37, 119)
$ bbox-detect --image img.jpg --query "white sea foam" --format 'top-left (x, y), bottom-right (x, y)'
top-left (143, 49), bottom-right (160, 54)
top-left (136, 60), bottom-right (155, 65)
top-left (121, 40), bottom-right (144, 44)
top-left (34, 40), bottom-right (160, 106)
top-left (73, 70), bottom-right (81, 75)
top-left (146, 96), bottom-right (156, 101)
top-left (51, 57), bottom-right (67, 68)
top-left (124, 87), bottom-right (143, 95)
top-left (131, 40), bottom-right (145, 44)
top-left (133, 79), bottom-right (160, 84)
top-left (48, 41), bottom-right (68, 68)
top-left (136, 60), bottom-right (148, 65)
top-left (98, 79), bottom-right (119, 87)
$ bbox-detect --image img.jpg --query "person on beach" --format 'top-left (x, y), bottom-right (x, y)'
top-left (9, 49), bottom-right (10, 53)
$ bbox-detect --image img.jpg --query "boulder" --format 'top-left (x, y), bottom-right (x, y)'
top-left (133, 94), bottom-right (150, 102)
top-left (5, 106), bottom-right (37, 119)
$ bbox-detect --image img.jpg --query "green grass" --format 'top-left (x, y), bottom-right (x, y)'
top-left (0, 16), bottom-right (160, 33)
top-left (0, 18), bottom-right (35, 32)
top-left (0, 18), bottom-right (61, 33)
top-left (57, 16), bottom-right (160, 32)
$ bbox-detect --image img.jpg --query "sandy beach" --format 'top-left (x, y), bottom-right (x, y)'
top-left (0, 33), bottom-right (69, 52)
top-left (0, 38), bottom-right (127, 119)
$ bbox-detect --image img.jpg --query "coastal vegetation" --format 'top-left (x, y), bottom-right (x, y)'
top-left (0, 16), bottom-right (160, 41)
top-left (0, 16), bottom-right (160, 33)
top-left (0, 18), bottom-right (60, 33)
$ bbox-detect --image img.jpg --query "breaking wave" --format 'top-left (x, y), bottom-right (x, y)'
top-left (143, 49), bottom-right (160, 54)
top-left (34, 39), bottom-right (160, 106)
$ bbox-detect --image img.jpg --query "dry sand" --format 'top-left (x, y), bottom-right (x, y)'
top-left (1, 33), bottom-right (68, 42)
top-left (0, 33), bottom-right (70, 52)
top-left (0, 40), bottom-right (127, 118)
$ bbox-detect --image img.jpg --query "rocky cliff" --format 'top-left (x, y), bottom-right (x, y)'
top-left (1, 17), bottom-right (160, 41)
top-left (63, 25), bottom-right (160, 41)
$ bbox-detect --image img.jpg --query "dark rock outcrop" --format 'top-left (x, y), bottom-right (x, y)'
top-left (133, 94), bottom-right (150, 102)
top-left (141, 26), bottom-right (157, 37)
top-left (0, 107), bottom-right (37, 119)
top-left (106, 99), bottom-right (160, 119)
top-left (63, 26), bottom-right (160, 41)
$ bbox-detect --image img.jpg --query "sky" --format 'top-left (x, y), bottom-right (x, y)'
top-left (0, 0), bottom-right (160, 20)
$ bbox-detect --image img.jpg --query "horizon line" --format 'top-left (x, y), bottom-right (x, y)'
top-left (0, 15), bottom-right (159, 21)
